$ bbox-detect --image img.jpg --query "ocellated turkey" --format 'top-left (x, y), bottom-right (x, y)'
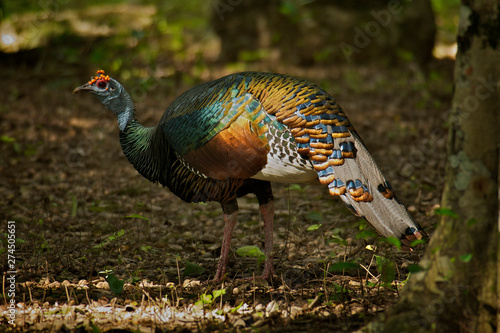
top-left (74, 70), bottom-right (423, 282)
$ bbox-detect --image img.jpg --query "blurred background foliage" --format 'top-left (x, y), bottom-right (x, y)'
top-left (0, 0), bottom-right (459, 81)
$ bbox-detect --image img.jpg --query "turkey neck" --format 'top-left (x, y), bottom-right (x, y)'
top-left (119, 117), bottom-right (166, 184)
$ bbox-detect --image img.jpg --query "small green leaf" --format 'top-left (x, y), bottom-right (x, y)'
top-left (375, 255), bottom-right (395, 285)
top-left (71, 194), bottom-right (78, 218)
top-left (328, 261), bottom-right (359, 272)
top-left (236, 246), bottom-right (265, 259)
top-left (307, 223), bottom-right (322, 231)
top-left (125, 214), bottom-right (151, 223)
top-left (355, 219), bottom-right (369, 230)
top-left (130, 276), bottom-right (141, 285)
top-left (0, 135), bottom-right (15, 143)
top-left (108, 229), bottom-right (125, 241)
top-left (434, 208), bottom-right (458, 218)
top-left (184, 260), bottom-right (205, 276)
top-left (90, 321), bottom-right (101, 333)
top-left (329, 234), bottom-right (348, 246)
top-left (195, 293), bottom-right (213, 306)
top-left (92, 230), bottom-right (125, 250)
top-left (407, 264), bottom-right (425, 273)
top-left (459, 253), bottom-right (473, 263)
top-left (212, 289), bottom-right (226, 300)
top-left (286, 184), bottom-right (304, 192)
top-left (231, 302), bottom-right (244, 313)
top-left (106, 274), bottom-right (124, 295)
top-left (410, 239), bottom-right (427, 247)
top-left (356, 229), bottom-right (377, 240)
top-left (306, 211), bottom-right (323, 222)
top-left (384, 236), bottom-right (402, 250)
top-left (331, 283), bottom-right (349, 294)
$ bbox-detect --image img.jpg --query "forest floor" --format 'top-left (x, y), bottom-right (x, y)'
top-left (0, 57), bottom-right (452, 332)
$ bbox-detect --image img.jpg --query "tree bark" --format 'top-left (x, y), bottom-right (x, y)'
top-left (360, 1), bottom-right (499, 332)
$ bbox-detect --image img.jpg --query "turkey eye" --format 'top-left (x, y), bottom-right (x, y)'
top-left (96, 80), bottom-right (107, 89)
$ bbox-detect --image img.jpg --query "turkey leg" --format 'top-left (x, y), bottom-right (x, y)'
top-left (254, 181), bottom-right (275, 280)
top-left (259, 199), bottom-right (275, 279)
top-left (214, 199), bottom-right (239, 282)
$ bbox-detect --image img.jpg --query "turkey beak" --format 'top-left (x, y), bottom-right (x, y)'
top-left (73, 83), bottom-right (93, 94)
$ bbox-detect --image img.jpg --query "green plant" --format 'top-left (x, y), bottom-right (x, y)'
top-left (71, 194), bottom-right (78, 218)
top-left (374, 255), bottom-right (395, 288)
top-left (102, 272), bottom-right (125, 295)
top-left (328, 261), bottom-right (359, 274)
top-left (329, 231), bottom-right (349, 247)
top-left (236, 245), bottom-right (265, 263)
top-left (285, 184), bottom-right (307, 192)
top-left (195, 289), bottom-right (226, 307)
top-left (184, 260), bottom-right (205, 277)
top-left (92, 229), bottom-right (125, 250)
top-left (307, 223), bottom-right (322, 231)
top-left (125, 214), bottom-right (151, 223)
top-left (329, 283), bottom-right (351, 301)
top-left (434, 207), bottom-right (459, 218)
top-left (382, 236), bottom-right (402, 251)
top-left (306, 210), bottom-right (323, 223)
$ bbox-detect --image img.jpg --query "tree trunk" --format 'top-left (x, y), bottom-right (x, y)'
top-left (361, 1), bottom-right (499, 332)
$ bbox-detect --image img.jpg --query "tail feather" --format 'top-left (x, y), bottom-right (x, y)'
top-left (334, 134), bottom-right (423, 248)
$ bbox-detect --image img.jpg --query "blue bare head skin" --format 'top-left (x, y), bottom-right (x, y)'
top-left (74, 70), bottom-right (134, 131)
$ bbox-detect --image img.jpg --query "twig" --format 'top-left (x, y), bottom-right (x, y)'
top-left (359, 263), bottom-right (377, 279)
top-left (176, 255), bottom-right (181, 285)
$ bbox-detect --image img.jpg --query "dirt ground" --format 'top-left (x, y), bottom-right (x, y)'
top-left (0, 58), bottom-right (452, 331)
